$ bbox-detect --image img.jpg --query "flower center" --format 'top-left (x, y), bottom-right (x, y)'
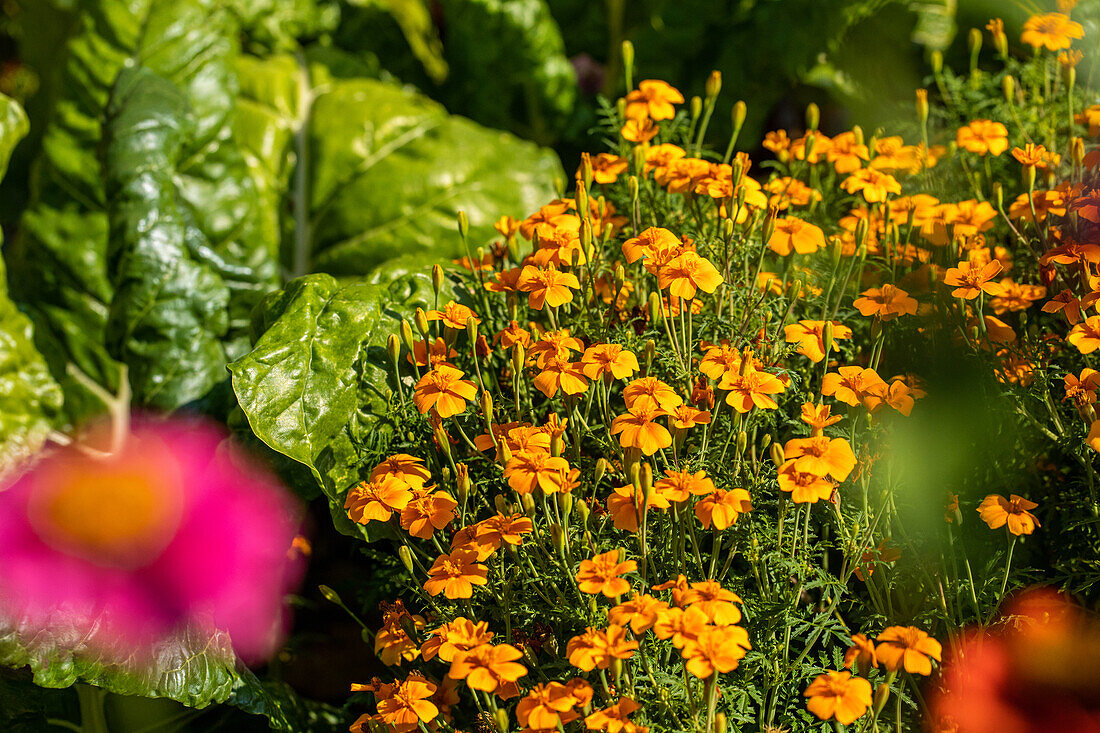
top-left (27, 436), bottom-right (184, 569)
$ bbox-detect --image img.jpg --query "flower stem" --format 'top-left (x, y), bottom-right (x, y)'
top-left (76, 685), bottom-right (109, 733)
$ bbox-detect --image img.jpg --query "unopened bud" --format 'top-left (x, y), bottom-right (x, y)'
top-left (319, 585), bottom-right (341, 604)
top-left (705, 70), bottom-right (722, 100)
top-left (630, 462), bottom-right (642, 494)
top-left (915, 89), bottom-right (928, 125)
top-left (731, 100), bottom-right (747, 132)
top-left (648, 291), bottom-right (662, 325)
top-left (763, 204), bottom-right (779, 244)
top-left (715, 713), bottom-right (727, 733)
top-left (645, 339), bottom-right (656, 371)
top-left (992, 181), bottom-right (1004, 210)
top-left (580, 152), bottom-right (594, 190)
top-left (968, 27), bottom-right (982, 57)
top-left (550, 432), bottom-right (564, 457)
top-left (457, 211), bottom-right (469, 239)
top-left (761, 433), bottom-right (772, 449)
top-left (575, 178), bottom-right (589, 218)
top-left (874, 682), bottom-right (891, 712)
top-left (770, 442), bottom-right (785, 466)
top-left (1003, 74), bottom-right (1015, 103)
top-left (512, 343), bottom-right (526, 373)
top-left (852, 125), bottom-right (864, 147)
top-left (690, 96), bottom-right (702, 122)
top-left (521, 493), bottom-right (536, 516)
top-left (387, 334), bottom-right (401, 364)
top-left (466, 316), bottom-right (479, 339)
top-left (494, 494), bottom-right (509, 514)
top-left (736, 431), bottom-right (748, 456)
top-left (610, 657), bottom-right (623, 684)
top-left (577, 499), bottom-right (591, 524)
top-left (549, 524), bottom-right (565, 553)
top-left (641, 462), bottom-right (653, 497)
top-left (494, 708), bottom-right (510, 733)
top-left (400, 320), bottom-right (416, 355)
top-left (628, 175), bottom-right (639, 201)
top-left (622, 40), bottom-right (635, 86)
top-left (595, 458), bottom-right (609, 485)
top-left (823, 320), bottom-right (835, 353)
top-left (414, 308), bottom-right (430, 337)
top-left (480, 390), bottom-right (494, 418)
top-left (1073, 137), bottom-right (1085, 167)
top-left (931, 50), bottom-right (943, 74)
top-left (805, 102), bottom-right (820, 132)
top-left (558, 492), bottom-right (573, 515)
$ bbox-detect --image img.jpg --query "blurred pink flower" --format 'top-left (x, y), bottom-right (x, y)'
top-left (0, 418), bottom-right (304, 663)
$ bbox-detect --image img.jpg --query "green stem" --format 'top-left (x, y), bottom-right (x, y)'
top-left (76, 685), bottom-right (109, 733)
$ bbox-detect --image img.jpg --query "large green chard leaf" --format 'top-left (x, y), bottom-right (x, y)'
top-left (307, 75), bottom-right (563, 274)
top-left (0, 615), bottom-right (241, 709)
top-left (229, 272), bottom-right (444, 537)
top-left (234, 53), bottom-right (563, 278)
top-left (0, 95), bottom-right (63, 473)
top-left (8, 0), bottom-right (279, 420)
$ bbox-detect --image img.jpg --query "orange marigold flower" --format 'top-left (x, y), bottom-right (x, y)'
top-left (495, 320), bottom-right (532, 348)
top-left (408, 337), bottom-right (459, 368)
top-left (862, 380), bottom-right (916, 417)
top-left (375, 608), bottom-right (427, 665)
top-left (493, 215), bottom-right (521, 238)
top-left (777, 460), bottom-right (835, 503)
top-left (656, 252), bottom-right (723, 300)
top-left (504, 451), bottom-right (570, 495)
top-left (345, 477), bottom-right (413, 524)
top-left (694, 488), bottom-right (753, 530)
top-left (1020, 12), bottom-right (1083, 50)
top-left (611, 405), bottom-right (673, 456)
top-left (644, 143), bottom-right (687, 176)
top-left (621, 226), bottom-right (681, 265)
top-left (682, 625), bottom-right (752, 678)
top-left (1012, 143), bottom-right (1060, 169)
top-left (669, 405), bottom-right (711, 431)
top-left (581, 344), bottom-right (640, 381)
top-left (699, 344), bottom-right (743, 380)
top-left (400, 489), bottom-right (458, 538)
top-left (853, 284), bottom-right (918, 320)
top-left (827, 130), bottom-right (870, 174)
top-left (988, 278), bottom-right (1046, 315)
top-left (474, 512), bottom-right (534, 550)
top-left (424, 549), bottom-right (489, 599)
top-left (801, 401), bottom-right (842, 433)
top-left (584, 153), bottom-right (629, 184)
top-left (768, 217), bottom-right (826, 255)
top-left (519, 263), bottom-right (581, 310)
top-left (376, 675), bottom-right (439, 733)
top-left (977, 494), bottom-right (1040, 535)
top-left (653, 605), bottom-right (708, 649)
top-left (943, 260), bottom-right (1004, 299)
top-left (426, 301), bottom-right (481, 330)
top-left (822, 365), bottom-right (886, 407)
top-left (422, 618), bottom-right (494, 662)
top-left (841, 168), bottom-right (901, 203)
top-left (784, 436), bottom-right (857, 481)
top-left (625, 79), bottom-right (684, 121)
top-left (956, 120), bottom-right (1009, 156)
top-left (447, 643), bottom-right (527, 692)
top-left (517, 681), bottom-right (587, 729)
top-left (607, 483), bottom-right (670, 533)
top-left (532, 357), bottom-right (589, 398)
top-left (485, 267), bottom-right (524, 294)
top-left (784, 320), bottom-right (853, 362)
top-left (681, 581), bottom-right (743, 625)
top-left (719, 367), bottom-right (786, 412)
top-left (413, 365), bottom-right (478, 418)
top-left (804, 671), bottom-right (873, 725)
top-left (585, 697), bottom-right (644, 733)
top-left (621, 117), bottom-right (659, 143)
top-left (1068, 315), bottom-right (1100, 354)
top-left (623, 377), bottom-right (683, 412)
top-left (1064, 368), bottom-right (1100, 407)
top-left (844, 633), bottom-right (878, 675)
top-left (370, 454), bottom-right (431, 490)
top-left (875, 626), bottom-right (942, 675)
top-left (653, 468), bottom-right (715, 503)
top-left (566, 625), bottom-right (638, 671)
top-left (528, 328), bottom-right (584, 366)
top-left (576, 549), bottom-right (637, 598)
top-left (608, 594), bottom-right (669, 634)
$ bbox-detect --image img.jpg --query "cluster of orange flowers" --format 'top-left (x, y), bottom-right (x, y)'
top-left (338, 7), bottom-right (1100, 732)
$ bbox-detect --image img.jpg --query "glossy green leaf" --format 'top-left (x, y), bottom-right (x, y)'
top-left (307, 76), bottom-right (562, 275)
top-left (9, 0), bottom-right (279, 420)
top-left (0, 615), bottom-right (241, 709)
top-left (0, 95), bottom-right (63, 473)
top-left (229, 269), bottom-right (445, 536)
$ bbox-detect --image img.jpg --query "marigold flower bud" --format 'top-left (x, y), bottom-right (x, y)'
top-left (465, 316), bottom-right (479, 340)
top-left (992, 181), bottom-right (1003, 209)
top-left (641, 462), bottom-right (653, 498)
top-left (736, 431), bottom-right (748, 456)
top-left (1073, 137), bottom-right (1086, 167)
top-left (595, 458), bottom-right (609, 485)
top-left (806, 102), bottom-right (820, 132)
top-left (579, 152), bottom-right (593, 189)
top-left (387, 334), bottom-right (401, 365)
top-left (494, 494), bottom-right (509, 514)
top-left (610, 657), bottom-right (623, 683)
top-left (414, 308), bottom-right (430, 337)
top-left (645, 339), bottom-right (656, 371)
top-left (628, 174), bottom-right (639, 202)
top-left (577, 499), bottom-right (591, 524)
top-left (549, 523), bottom-right (565, 554)
top-left (715, 713), bottom-right (728, 733)
top-left (648, 292), bottom-right (661, 325)
top-left (456, 211), bottom-right (469, 239)
top-left (968, 27), bottom-right (983, 56)
top-left (630, 462), bottom-right (642, 494)
top-left (551, 432), bottom-right (564, 457)
top-left (763, 204), bottom-right (779, 244)
top-left (732, 100), bottom-right (747, 132)
top-left (915, 89), bottom-right (928, 125)
top-left (512, 343), bottom-right (525, 373)
top-left (557, 492), bottom-right (573, 515)
top-left (494, 708), bottom-right (510, 733)
top-left (1003, 74), bottom-right (1015, 103)
top-left (931, 50), bottom-right (943, 73)
top-left (575, 177), bottom-right (589, 218)
top-left (400, 320), bottom-right (415, 354)
top-left (622, 40), bottom-right (635, 84)
top-left (852, 125), bottom-right (864, 147)
top-left (434, 426), bottom-right (451, 457)
top-left (690, 96), bottom-right (702, 122)
top-left (706, 70), bottom-right (722, 100)
top-left (873, 682), bottom-right (891, 712)
top-left (319, 585), bottom-right (341, 604)
top-left (521, 493), bottom-right (536, 517)
top-left (770, 442), bottom-right (785, 466)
